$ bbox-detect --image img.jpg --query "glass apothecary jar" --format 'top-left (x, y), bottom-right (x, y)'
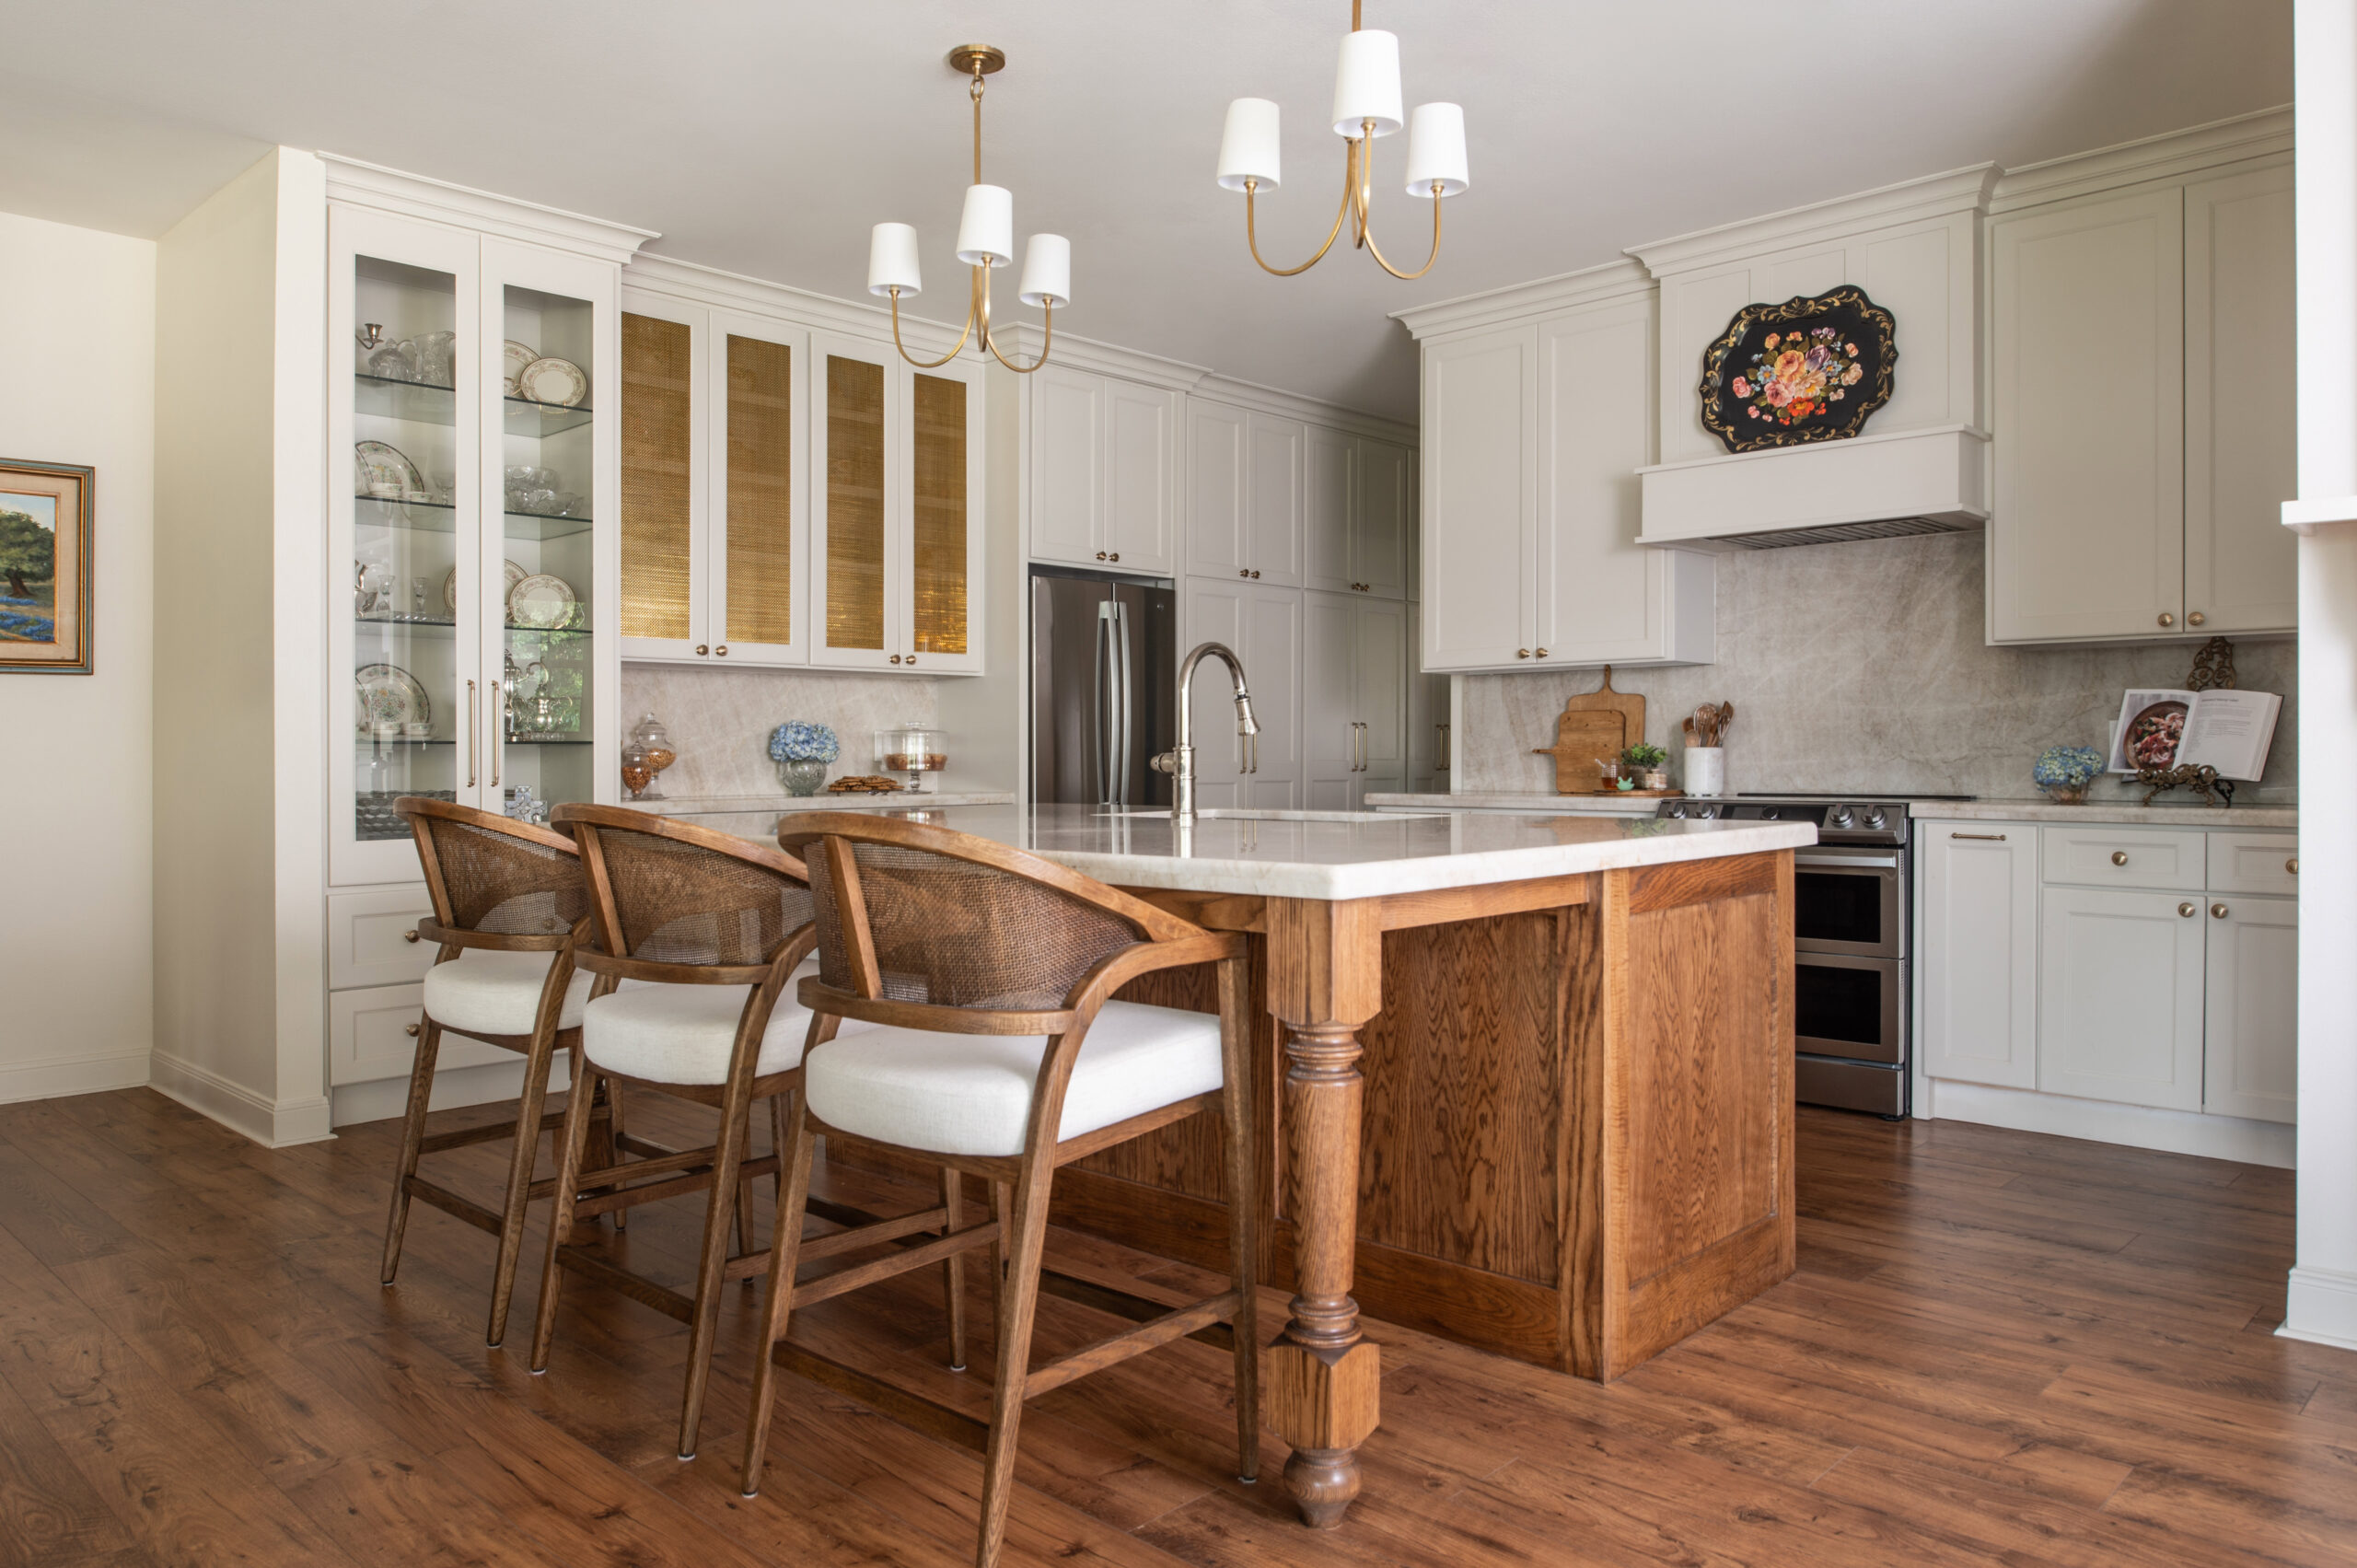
top-left (876, 720), bottom-right (946, 792)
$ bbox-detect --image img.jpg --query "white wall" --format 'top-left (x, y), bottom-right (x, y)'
top-left (0, 211), bottom-right (157, 1102)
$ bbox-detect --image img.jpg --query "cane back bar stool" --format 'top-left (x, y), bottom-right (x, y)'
top-left (385, 796), bottom-right (610, 1348)
top-left (742, 815), bottom-right (1260, 1568)
top-left (533, 805), bottom-right (968, 1463)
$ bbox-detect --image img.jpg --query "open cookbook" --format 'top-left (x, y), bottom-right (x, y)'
top-left (2106, 687), bottom-right (2282, 780)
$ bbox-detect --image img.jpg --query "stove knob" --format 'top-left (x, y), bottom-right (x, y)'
top-left (1829, 805), bottom-right (1853, 826)
top-left (1697, 804), bottom-right (1717, 819)
top-left (1761, 807), bottom-right (1781, 819)
top-left (1864, 806), bottom-right (1887, 829)
top-left (1666, 802), bottom-right (1686, 819)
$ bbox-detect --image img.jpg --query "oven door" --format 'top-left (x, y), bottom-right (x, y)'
top-left (1793, 850), bottom-right (1902, 958)
top-left (1794, 952), bottom-right (1904, 1065)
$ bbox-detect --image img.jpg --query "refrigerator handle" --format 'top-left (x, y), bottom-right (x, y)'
top-left (1111, 598), bottom-right (1134, 806)
top-left (1092, 599), bottom-right (1113, 805)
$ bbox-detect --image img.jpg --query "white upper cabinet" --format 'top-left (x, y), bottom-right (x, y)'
top-left (1305, 424), bottom-right (1353, 594)
top-left (1413, 287), bottom-right (1712, 674)
top-left (1186, 399), bottom-right (1250, 580)
top-left (2184, 163), bottom-right (2298, 635)
top-left (1246, 412), bottom-right (1306, 587)
top-left (1025, 365), bottom-right (1175, 575)
top-left (1307, 432), bottom-right (1410, 599)
top-left (1989, 157), bottom-right (2293, 644)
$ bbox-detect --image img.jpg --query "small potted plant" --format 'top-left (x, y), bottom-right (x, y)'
top-left (769, 720), bottom-right (841, 796)
top-left (1623, 741), bottom-right (1669, 792)
top-left (2032, 745), bottom-right (2105, 805)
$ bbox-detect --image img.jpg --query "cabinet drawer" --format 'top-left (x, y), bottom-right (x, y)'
top-left (2040, 826), bottom-right (2204, 891)
top-left (2207, 831), bottom-right (2299, 896)
top-left (329, 887), bottom-right (437, 991)
top-left (329, 982), bottom-right (509, 1087)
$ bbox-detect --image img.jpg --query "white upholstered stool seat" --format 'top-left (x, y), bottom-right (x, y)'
top-left (803, 999), bottom-right (1225, 1159)
top-left (582, 958), bottom-right (842, 1086)
top-left (423, 948), bottom-right (596, 1037)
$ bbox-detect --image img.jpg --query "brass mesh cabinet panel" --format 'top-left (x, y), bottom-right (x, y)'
top-left (726, 334), bottom-right (794, 646)
top-left (825, 354), bottom-right (887, 651)
top-left (911, 372), bottom-right (968, 656)
top-left (620, 312), bottom-right (692, 641)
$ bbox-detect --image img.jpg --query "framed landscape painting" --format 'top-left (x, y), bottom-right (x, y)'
top-left (0, 458), bottom-right (94, 674)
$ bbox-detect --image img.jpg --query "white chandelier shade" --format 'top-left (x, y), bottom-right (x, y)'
top-left (1018, 234), bottom-right (1072, 308)
top-left (1330, 29), bottom-right (1403, 137)
top-left (866, 222), bottom-right (923, 297)
top-left (1404, 103), bottom-right (1468, 197)
top-left (954, 183), bottom-right (1016, 268)
top-left (1217, 98), bottom-right (1283, 192)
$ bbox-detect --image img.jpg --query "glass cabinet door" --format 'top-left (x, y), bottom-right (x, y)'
top-left (482, 239), bottom-right (616, 823)
top-left (331, 208), bottom-right (484, 886)
top-left (811, 334), bottom-right (899, 668)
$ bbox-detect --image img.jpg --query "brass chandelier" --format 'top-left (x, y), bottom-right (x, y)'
top-left (865, 44), bottom-right (1068, 374)
top-left (1216, 0), bottom-right (1469, 280)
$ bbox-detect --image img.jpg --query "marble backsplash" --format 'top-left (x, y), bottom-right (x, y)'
top-left (619, 663), bottom-right (937, 800)
top-left (1459, 531), bottom-right (2297, 804)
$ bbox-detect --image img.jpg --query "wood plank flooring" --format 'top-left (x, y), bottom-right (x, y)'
top-left (0, 1086), bottom-right (2344, 1568)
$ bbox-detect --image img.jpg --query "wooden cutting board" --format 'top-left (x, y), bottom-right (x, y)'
top-left (1532, 667), bottom-right (1647, 794)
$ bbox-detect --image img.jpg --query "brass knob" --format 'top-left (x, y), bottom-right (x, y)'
top-left (402, 929), bottom-right (421, 943)
top-left (2158, 612), bottom-right (2175, 628)
top-left (2211, 902), bottom-right (2229, 919)
top-left (714, 645), bottom-right (727, 656)
top-left (695, 644), bottom-right (709, 656)
top-left (404, 1023), bottom-right (421, 1037)
top-left (906, 655), bottom-right (918, 666)
top-left (2189, 610), bottom-right (2206, 626)
top-left (2111, 851), bottom-right (2129, 865)
top-left (1250, 570), bottom-right (1261, 579)
top-left (1535, 648), bottom-right (1550, 658)
top-left (1517, 648), bottom-right (1531, 658)
top-left (1097, 552), bottom-right (1109, 561)
top-left (2178, 901), bottom-right (2197, 918)
top-left (1238, 569), bottom-right (1248, 578)
top-left (1109, 552), bottom-right (1120, 563)
top-left (890, 654), bottom-right (902, 664)
top-left (2288, 856), bottom-right (2299, 875)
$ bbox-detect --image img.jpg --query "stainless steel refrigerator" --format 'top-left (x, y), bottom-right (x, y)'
top-left (1029, 567), bottom-right (1176, 807)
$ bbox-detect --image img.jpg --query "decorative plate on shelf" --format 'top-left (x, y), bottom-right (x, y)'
top-left (516, 355), bottom-right (588, 408)
top-left (354, 440), bottom-right (422, 498)
top-left (1698, 286), bottom-right (1896, 453)
top-left (441, 560), bottom-right (527, 615)
top-left (503, 339), bottom-right (539, 397)
top-left (354, 663), bottom-right (430, 733)
top-left (508, 573), bottom-right (577, 629)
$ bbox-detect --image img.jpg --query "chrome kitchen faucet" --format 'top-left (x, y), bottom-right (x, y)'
top-left (1153, 641), bottom-right (1259, 824)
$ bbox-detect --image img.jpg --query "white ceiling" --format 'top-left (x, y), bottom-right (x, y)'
top-left (0, 1), bottom-right (2290, 422)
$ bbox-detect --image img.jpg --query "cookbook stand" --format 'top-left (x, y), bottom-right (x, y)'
top-left (2132, 637), bottom-right (2236, 808)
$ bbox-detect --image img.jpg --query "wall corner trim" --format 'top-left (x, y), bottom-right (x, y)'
top-left (2282, 1266), bottom-right (2357, 1352)
top-left (148, 1053), bottom-right (335, 1148)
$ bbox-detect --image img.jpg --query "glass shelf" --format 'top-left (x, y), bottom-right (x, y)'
top-left (354, 495), bottom-right (596, 541)
top-left (355, 615), bottom-right (595, 637)
top-left (352, 374), bottom-right (594, 437)
top-left (350, 735), bottom-right (590, 747)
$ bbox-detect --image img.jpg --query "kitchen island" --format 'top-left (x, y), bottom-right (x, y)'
top-left (683, 802), bottom-right (1813, 1531)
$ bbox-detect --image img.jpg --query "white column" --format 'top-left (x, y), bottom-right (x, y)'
top-left (2283, 0), bottom-right (2357, 1351)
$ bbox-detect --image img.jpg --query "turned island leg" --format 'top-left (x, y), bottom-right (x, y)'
top-left (1262, 898), bottom-right (1385, 1529)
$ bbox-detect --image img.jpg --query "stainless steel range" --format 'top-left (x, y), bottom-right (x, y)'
top-left (1655, 793), bottom-right (1971, 1117)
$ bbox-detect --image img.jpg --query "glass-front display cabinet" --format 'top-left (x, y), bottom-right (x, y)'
top-left (330, 205), bottom-right (619, 885)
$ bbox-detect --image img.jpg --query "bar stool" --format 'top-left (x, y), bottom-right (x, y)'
top-left (383, 796), bottom-right (607, 1349)
top-left (530, 806), bottom-right (965, 1463)
top-left (740, 814), bottom-right (1259, 1568)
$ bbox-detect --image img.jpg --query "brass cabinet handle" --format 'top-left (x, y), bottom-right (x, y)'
top-left (2111, 851), bottom-right (2129, 865)
top-left (890, 654), bottom-right (902, 664)
top-left (696, 644), bottom-right (709, 656)
top-left (1517, 648), bottom-right (1531, 658)
top-left (1109, 552), bottom-right (1120, 563)
top-left (1250, 569), bottom-right (1261, 579)
top-left (402, 929), bottom-right (422, 944)
top-left (2189, 610), bottom-right (2206, 626)
top-left (1097, 552), bottom-right (1109, 561)
top-left (2211, 902), bottom-right (2229, 919)
top-left (715, 645), bottom-right (727, 656)
top-left (1535, 648), bottom-right (1550, 658)
top-left (1951, 832), bottom-right (2007, 841)
top-left (2158, 612), bottom-right (2176, 628)
top-left (906, 654), bottom-right (918, 667)
top-left (465, 679), bottom-right (478, 787)
top-left (1238, 568), bottom-right (1248, 578)
top-left (2288, 856), bottom-right (2299, 875)
top-left (2178, 901), bottom-right (2198, 918)
top-left (404, 1023), bottom-right (421, 1037)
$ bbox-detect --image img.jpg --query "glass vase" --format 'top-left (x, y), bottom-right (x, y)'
top-left (776, 758), bottom-right (829, 796)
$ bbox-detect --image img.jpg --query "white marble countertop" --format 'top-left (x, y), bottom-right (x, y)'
top-left (1909, 798), bottom-right (2298, 830)
top-left (1366, 791), bottom-right (1665, 816)
top-left (644, 791), bottom-right (1016, 817)
top-left (672, 802), bottom-right (1817, 901)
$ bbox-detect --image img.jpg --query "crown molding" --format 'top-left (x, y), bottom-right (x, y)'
top-left (319, 153), bottom-right (656, 266)
top-left (1393, 256), bottom-right (1653, 342)
top-left (1190, 371), bottom-right (1419, 446)
top-left (1627, 164), bottom-right (2000, 279)
top-left (1988, 105), bottom-right (2293, 214)
top-left (994, 323), bottom-right (1212, 395)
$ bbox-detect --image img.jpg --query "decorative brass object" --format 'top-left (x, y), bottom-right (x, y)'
top-left (2131, 636), bottom-right (2240, 808)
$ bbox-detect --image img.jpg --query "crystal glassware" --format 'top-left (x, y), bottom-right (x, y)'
top-left (629, 712), bottom-right (677, 800)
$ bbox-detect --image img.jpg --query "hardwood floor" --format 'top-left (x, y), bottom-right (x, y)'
top-left (0, 1086), bottom-right (2343, 1568)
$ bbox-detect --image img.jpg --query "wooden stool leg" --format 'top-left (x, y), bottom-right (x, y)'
top-left (940, 1165), bottom-right (968, 1372)
top-left (484, 1024), bottom-right (563, 1347)
top-left (1217, 956), bottom-right (1261, 1483)
top-left (606, 1079), bottom-right (628, 1229)
top-left (975, 1165), bottom-right (1054, 1568)
top-left (733, 1099), bottom-right (758, 1283)
top-left (380, 1016), bottom-right (444, 1285)
top-left (528, 1058), bottom-right (603, 1374)
top-left (738, 1098), bottom-right (818, 1498)
top-left (678, 1073), bottom-right (756, 1459)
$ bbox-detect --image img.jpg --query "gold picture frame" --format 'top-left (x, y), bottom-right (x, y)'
top-left (0, 458), bottom-right (95, 674)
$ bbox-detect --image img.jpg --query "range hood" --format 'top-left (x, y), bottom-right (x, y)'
top-left (1636, 423), bottom-right (1988, 552)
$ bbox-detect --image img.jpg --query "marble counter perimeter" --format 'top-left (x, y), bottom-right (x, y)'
top-left (1364, 790), bottom-right (1663, 816)
top-left (644, 790), bottom-right (1016, 817)
top-left (1910, 798), bottom-right (2297, 829)
top-left (678, 801), bottom-right (1816, 900)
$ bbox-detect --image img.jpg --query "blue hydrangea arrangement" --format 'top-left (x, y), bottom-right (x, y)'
top-left (2033, 745), bottom-right (2105, 802)
top-left (768, 720), bottom-right (841, 764)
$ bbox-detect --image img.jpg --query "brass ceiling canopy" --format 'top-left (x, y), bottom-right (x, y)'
top-left (946, 44), bottom-right (1006, 77)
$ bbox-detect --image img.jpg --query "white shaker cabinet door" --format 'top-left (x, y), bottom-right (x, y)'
top-left (1989, 188), bottom-right (2185, 642)
top-left (1101, 377), bottom-right (1177, 575)
top-left (1302, 589), bottom-right (1358, 811)
top-left (1177, 578), bottom-right (1246, 809)
top-left (1352, 594), bottom-right (1408, 806)
top-left (1186, 399), bottom-right (1250, 581)
top-left (1305, 424), bottom-right (1354, 596)
top-left (2037, 886), bottom-right (2206, 1111)
top-left (1353, 437), bottom-right (1411, 601)
top-left (2202, 894), bottom-right (2296, 1124)
top-left (1919, 823), bottom-right (2040, 1089)
top-left (1420, 324), bottom-right (1537, 670)
top-left (1238, 580), bottom-right (1302, 808)
top-left (1028, 364), bottom-right (1104, 568)
top-left (1246, 412), bottom-right (1306, 588)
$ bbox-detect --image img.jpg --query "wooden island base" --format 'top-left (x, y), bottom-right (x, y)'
top-left (1052, 850), bottom-right (1796, 1383)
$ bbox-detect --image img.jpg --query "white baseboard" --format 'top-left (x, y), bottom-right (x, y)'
top-left (2282, 1267), bottom-right (2357, 1353)
top-left (329, 1053), bottom-right (571, 1130)
top-left (1922, 1079), bottom-right (2295, 1167)
top-left (147, 1051), bottom-right (337, 1148)
top-left (0, 1047), bottom-right (152, 1106)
